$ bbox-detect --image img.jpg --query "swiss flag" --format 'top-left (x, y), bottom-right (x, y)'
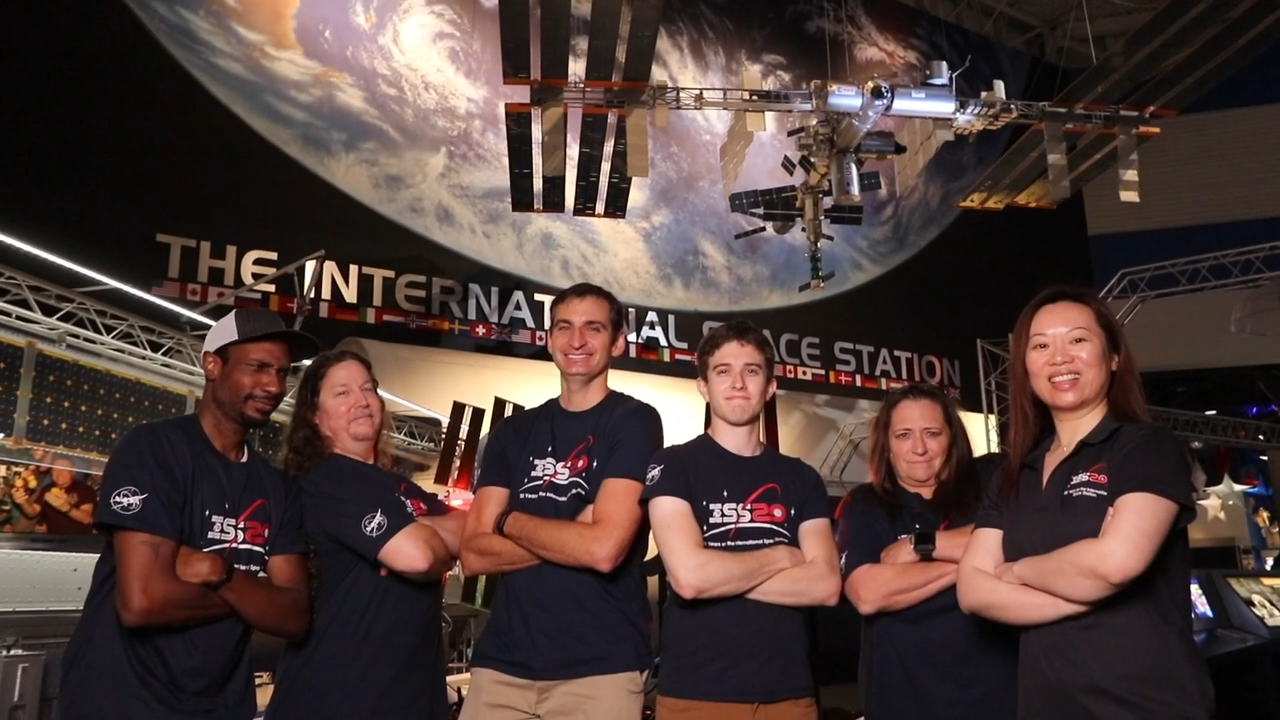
top-left (471, 322), bottom-right (494, 339)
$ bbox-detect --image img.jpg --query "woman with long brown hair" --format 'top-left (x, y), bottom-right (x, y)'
top-left (265, 349), bottom-right (467, 719)
top-left (957, 286), bottom-right (1213, 719)
top-left (835, 383), bottom-right (1016, 719)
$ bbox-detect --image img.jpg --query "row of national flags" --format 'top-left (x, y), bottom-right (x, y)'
top-left (152, 278), bottom-right (949, 395)
top-left (152, 279), bottom-right (548, 346)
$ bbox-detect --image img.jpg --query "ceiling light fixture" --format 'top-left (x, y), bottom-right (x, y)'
top-left (0, 231), bottom-right (215, 327)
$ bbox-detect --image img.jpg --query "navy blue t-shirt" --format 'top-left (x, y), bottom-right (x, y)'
top-left (469, 390), bottom-right (663, 680)
top-left (642, 434), bottom-right (831, 703)
top-left (267, 454), bottom-right (455, 719)
top-left (60, 414), bottom-right (307, 720)
top-left (835, 483), bottom-right (1018, 720)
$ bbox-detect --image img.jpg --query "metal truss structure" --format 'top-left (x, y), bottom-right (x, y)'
top-left (0, 261), bottom-right (442, 456)
top-left (978, 240), bottom-right (1280, 452)
top-left (0, 264), bottom-right (206, 389)
top-left (1100, 240), bottom-right (1280, 324)
top-left (976, 338), bottom-right (1013, 455)
top-left (1149, 407), bottom-right (1280, 452)
top-left (549, 82), bottom-right (1150, 135)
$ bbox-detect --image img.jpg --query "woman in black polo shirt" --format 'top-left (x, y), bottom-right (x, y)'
top-left (835, 383), bottom-right (1017, 719)
top-left (956, 286), bottom-right (1213, 720)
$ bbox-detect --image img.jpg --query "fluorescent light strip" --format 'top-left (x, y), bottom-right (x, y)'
top-left (379, 389), bottom-right (454, 425)
top-left (1204, 410), bottom-right (1218, 416)
top-left (0, 234), bottom-right (466, 432)
top-left (0, 231), bottom-right (215, 327)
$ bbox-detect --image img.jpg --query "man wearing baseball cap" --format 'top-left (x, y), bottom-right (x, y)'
top-left (60, 309), bottom-right (321, 720)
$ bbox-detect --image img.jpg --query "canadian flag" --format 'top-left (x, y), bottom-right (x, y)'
top-left (184, 283), bottom-right (205, 302)
top-left (783, 364), bottom-right (797, 378)
top-left (534, 330), bottom-right (547, 346)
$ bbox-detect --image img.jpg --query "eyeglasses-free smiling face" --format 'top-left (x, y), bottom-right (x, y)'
top-left (548, 295), bottom-right (625, 381)
top-left (1025, 301), bottom-right (1118, 416)
top-left (887, 398), bottom-right (951, 491)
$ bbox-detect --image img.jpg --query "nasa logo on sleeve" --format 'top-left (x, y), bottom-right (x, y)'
top-left (362, 510), bottom-right (388, 537)
top-left (645, 464), bottom-right (663, 486)
top-left (109, 487), bottom-right (148, 515)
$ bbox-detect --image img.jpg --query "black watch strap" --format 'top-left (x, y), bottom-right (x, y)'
top-left (494, 508), bottom-right (515, 537)
top-left (207, 561), bottom-right (236, 591)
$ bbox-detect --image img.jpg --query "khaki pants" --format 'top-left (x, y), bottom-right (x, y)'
top-left (656, 695), bottom-right (819, 720)
top-left (460, 667), bottom-right (646, 720)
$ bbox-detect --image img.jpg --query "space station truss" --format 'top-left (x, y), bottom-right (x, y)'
top-left (0, 262), bottom-right (442, 456)
top-left (1101, 240), bottom-right (1280, 324)
top-left (978, 240), bottom-right (1280, 452)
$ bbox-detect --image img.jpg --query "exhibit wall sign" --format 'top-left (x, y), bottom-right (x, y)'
top-left (150, 233), bottom-right (966, 396)
top-left (0, 0), bottom-right (1094, 413)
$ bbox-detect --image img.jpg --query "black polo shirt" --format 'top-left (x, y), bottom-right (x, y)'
top-left (975, 415), bottom-right (1214, 720)
top-left (835, 483), bottom-right (1018, 720)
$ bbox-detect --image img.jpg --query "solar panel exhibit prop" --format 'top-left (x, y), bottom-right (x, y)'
top-left (496, 0), bottom-right (1280, 293)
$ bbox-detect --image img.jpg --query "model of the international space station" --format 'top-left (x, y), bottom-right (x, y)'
top-left (494, 0), bottom-right (1280, 293)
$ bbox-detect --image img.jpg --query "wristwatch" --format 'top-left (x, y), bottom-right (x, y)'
top-left (206, 560), bottom-right (236, 591)
top-left (910, 530), bottom-right (936, 562)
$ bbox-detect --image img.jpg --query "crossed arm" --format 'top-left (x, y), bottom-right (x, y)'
top-left (460, 480), bottom-right (643, 576)
top-left (745, 519), bottom-right (842, 607)
top-left (843, 526), bottom-right (971, 615)
top-left (648, 496), bottom-right (838, 606)
top-left (957, 492), bottom-right (1180, 625)
top-left (113, 530), bottom-right (310, 640)
top-left (379, 510), bottom-right (468, 582)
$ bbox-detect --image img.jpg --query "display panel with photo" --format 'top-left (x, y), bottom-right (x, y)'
top-left (1226, 576), bottom-right (1280, 627)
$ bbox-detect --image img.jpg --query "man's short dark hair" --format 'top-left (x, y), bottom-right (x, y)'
top-left (550, 283), bottom-right (627, 337)
top-left (696, 320), bottom-right (776, 381)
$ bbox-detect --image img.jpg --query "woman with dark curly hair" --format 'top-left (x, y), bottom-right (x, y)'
top-left (835, 383), bottom-right (1017, 720)
top-left (265, 349), bottom-right (466, 719)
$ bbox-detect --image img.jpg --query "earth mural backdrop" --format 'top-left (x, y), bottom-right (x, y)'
top-left (122, 0), bottom-right (1028, 312)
